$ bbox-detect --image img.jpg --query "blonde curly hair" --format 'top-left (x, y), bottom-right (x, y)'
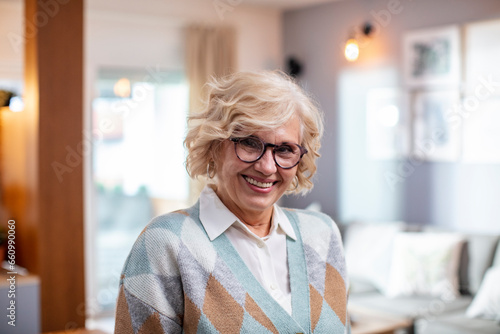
top-left (184, 70), bottom-right (324, 195)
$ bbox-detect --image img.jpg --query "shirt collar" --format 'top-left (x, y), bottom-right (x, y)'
top-left (199, 185), bottom-right (297, 241)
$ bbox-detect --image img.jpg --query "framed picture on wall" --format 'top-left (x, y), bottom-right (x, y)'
top-left (412, 89), bottom-right (462, 161)
top-left (403, 25), bottom-right (461, 88)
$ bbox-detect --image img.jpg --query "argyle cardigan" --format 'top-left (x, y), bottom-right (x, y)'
top-left (115, 202), bottom-right (350, 334)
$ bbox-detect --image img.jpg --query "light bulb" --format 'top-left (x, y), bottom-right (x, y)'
top-left (344, 39), bottom-right (359, 62)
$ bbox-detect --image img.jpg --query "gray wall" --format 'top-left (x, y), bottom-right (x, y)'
top-left (282, 0), bottom-right (500, 233)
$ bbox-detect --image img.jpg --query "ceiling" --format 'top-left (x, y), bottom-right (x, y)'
top-left (1, 0), bottom-right (342, 10)
top-left (242, 0), bottom-right (341, 10)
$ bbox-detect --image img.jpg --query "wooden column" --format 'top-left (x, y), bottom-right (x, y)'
top-left (24, 0), bottom-right (85, 331)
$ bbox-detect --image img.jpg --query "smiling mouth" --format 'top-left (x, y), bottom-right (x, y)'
top-left (244, 176), bottom-right (276, 189)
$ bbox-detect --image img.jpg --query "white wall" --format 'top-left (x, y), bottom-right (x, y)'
top-left (85, 0), bottom-right (283, 72)
top-left (0, 0), bottom-right (23, 86)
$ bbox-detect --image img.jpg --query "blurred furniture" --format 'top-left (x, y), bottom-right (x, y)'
top-left (344, 222), bottom-right (500, 334)
top-left (0, 272), bottom-right (40, 334)
top-left (349, 304), bottom-right (413, 334)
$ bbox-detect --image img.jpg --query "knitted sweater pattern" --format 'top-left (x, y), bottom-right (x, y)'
top-left (115, 202), bottom-right (349, 334)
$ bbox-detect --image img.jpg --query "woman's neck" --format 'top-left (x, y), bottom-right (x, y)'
top-left (238, 214), bottom-right (273, 238)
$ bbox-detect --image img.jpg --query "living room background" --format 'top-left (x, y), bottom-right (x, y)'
top-left (1, 0), bottom-right (500, 332)
top-left (282, 0), bottom-right (500, 234)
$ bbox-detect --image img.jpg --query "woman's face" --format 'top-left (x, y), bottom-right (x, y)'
top-left (215, 116), bottom-right (301, 221)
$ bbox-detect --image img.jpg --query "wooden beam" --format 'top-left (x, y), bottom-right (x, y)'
top-left (24, 0), bottom-right (85, 331)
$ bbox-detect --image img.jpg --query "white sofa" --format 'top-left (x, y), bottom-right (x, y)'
top-left (343, 222), bottom-right (500, 334)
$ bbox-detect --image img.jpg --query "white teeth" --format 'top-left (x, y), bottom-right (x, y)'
top-left (245, 176), bottom-right (273, 188)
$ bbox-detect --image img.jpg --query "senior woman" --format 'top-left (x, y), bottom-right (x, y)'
top-left (115, 71), bottom-right (349, 333)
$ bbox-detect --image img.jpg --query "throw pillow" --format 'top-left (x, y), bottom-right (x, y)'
top-left (466, 266), bottom-right (500, 320)
top-left (385, 232), bottom-right (464, 299)
top-left (344, 222), bottom-right (404, 293)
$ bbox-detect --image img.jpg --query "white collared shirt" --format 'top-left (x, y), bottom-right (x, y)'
top-left (199, 185), bottom-right (296, 315)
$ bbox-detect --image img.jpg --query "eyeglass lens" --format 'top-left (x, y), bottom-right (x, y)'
top-left (234, 137), bottom-right (304, 168)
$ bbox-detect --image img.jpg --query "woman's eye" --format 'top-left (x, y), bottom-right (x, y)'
top-left (276, 145), bottom-right (294, 154)
top-left (240, 138), bottom-right (261, 149)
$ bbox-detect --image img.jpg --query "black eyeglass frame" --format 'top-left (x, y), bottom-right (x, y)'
top-left (230, 137), bottom-right (308, 169)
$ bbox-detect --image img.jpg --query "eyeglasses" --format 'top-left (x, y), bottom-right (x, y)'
top-left (230, 136), bottom-right (308, 169)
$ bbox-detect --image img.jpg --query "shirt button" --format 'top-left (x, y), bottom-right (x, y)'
top-left (270, 283), bottom-right (278, 290)
top-left (257, 241), bottom-right (265, 248)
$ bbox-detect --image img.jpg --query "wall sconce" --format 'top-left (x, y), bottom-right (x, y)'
top-left (344, 22), bottom-right (375, 62)
top-left (0, 89), bottom-right (23, 112)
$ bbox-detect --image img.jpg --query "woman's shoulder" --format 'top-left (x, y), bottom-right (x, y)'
top-left (282, 207), bottom-right (336, 228)
top-left (121, 203), bottom-right (205, 280)
top-left (281, 207), bottom-right (343, 242)
top-left (125, 203), bottom-right (206, 256)
top-left (143, 203), bottom-right (201, 233)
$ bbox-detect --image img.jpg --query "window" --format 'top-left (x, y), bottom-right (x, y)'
top-left (89, 68), bottom-right (190, 320)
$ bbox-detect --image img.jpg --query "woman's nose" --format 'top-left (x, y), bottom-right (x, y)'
top-left (254, 148), bottom-right (277, 175)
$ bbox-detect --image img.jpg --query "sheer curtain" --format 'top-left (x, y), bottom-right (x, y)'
top-left (185, 25), bottom-right (237, 201)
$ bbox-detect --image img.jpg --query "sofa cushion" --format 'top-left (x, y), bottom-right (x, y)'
top-left (349, 291), bottom-right (473, 320)
top-left (344, 221), bottom-right (405, 293)
top-left (385, 232), bottom-right (465, 298)
top-left (466, 266), bottom-right (500, 320)
top-left (460, 235), bottom-right (500, 295)
top-left (420, 309), bottom-right (500, 334)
